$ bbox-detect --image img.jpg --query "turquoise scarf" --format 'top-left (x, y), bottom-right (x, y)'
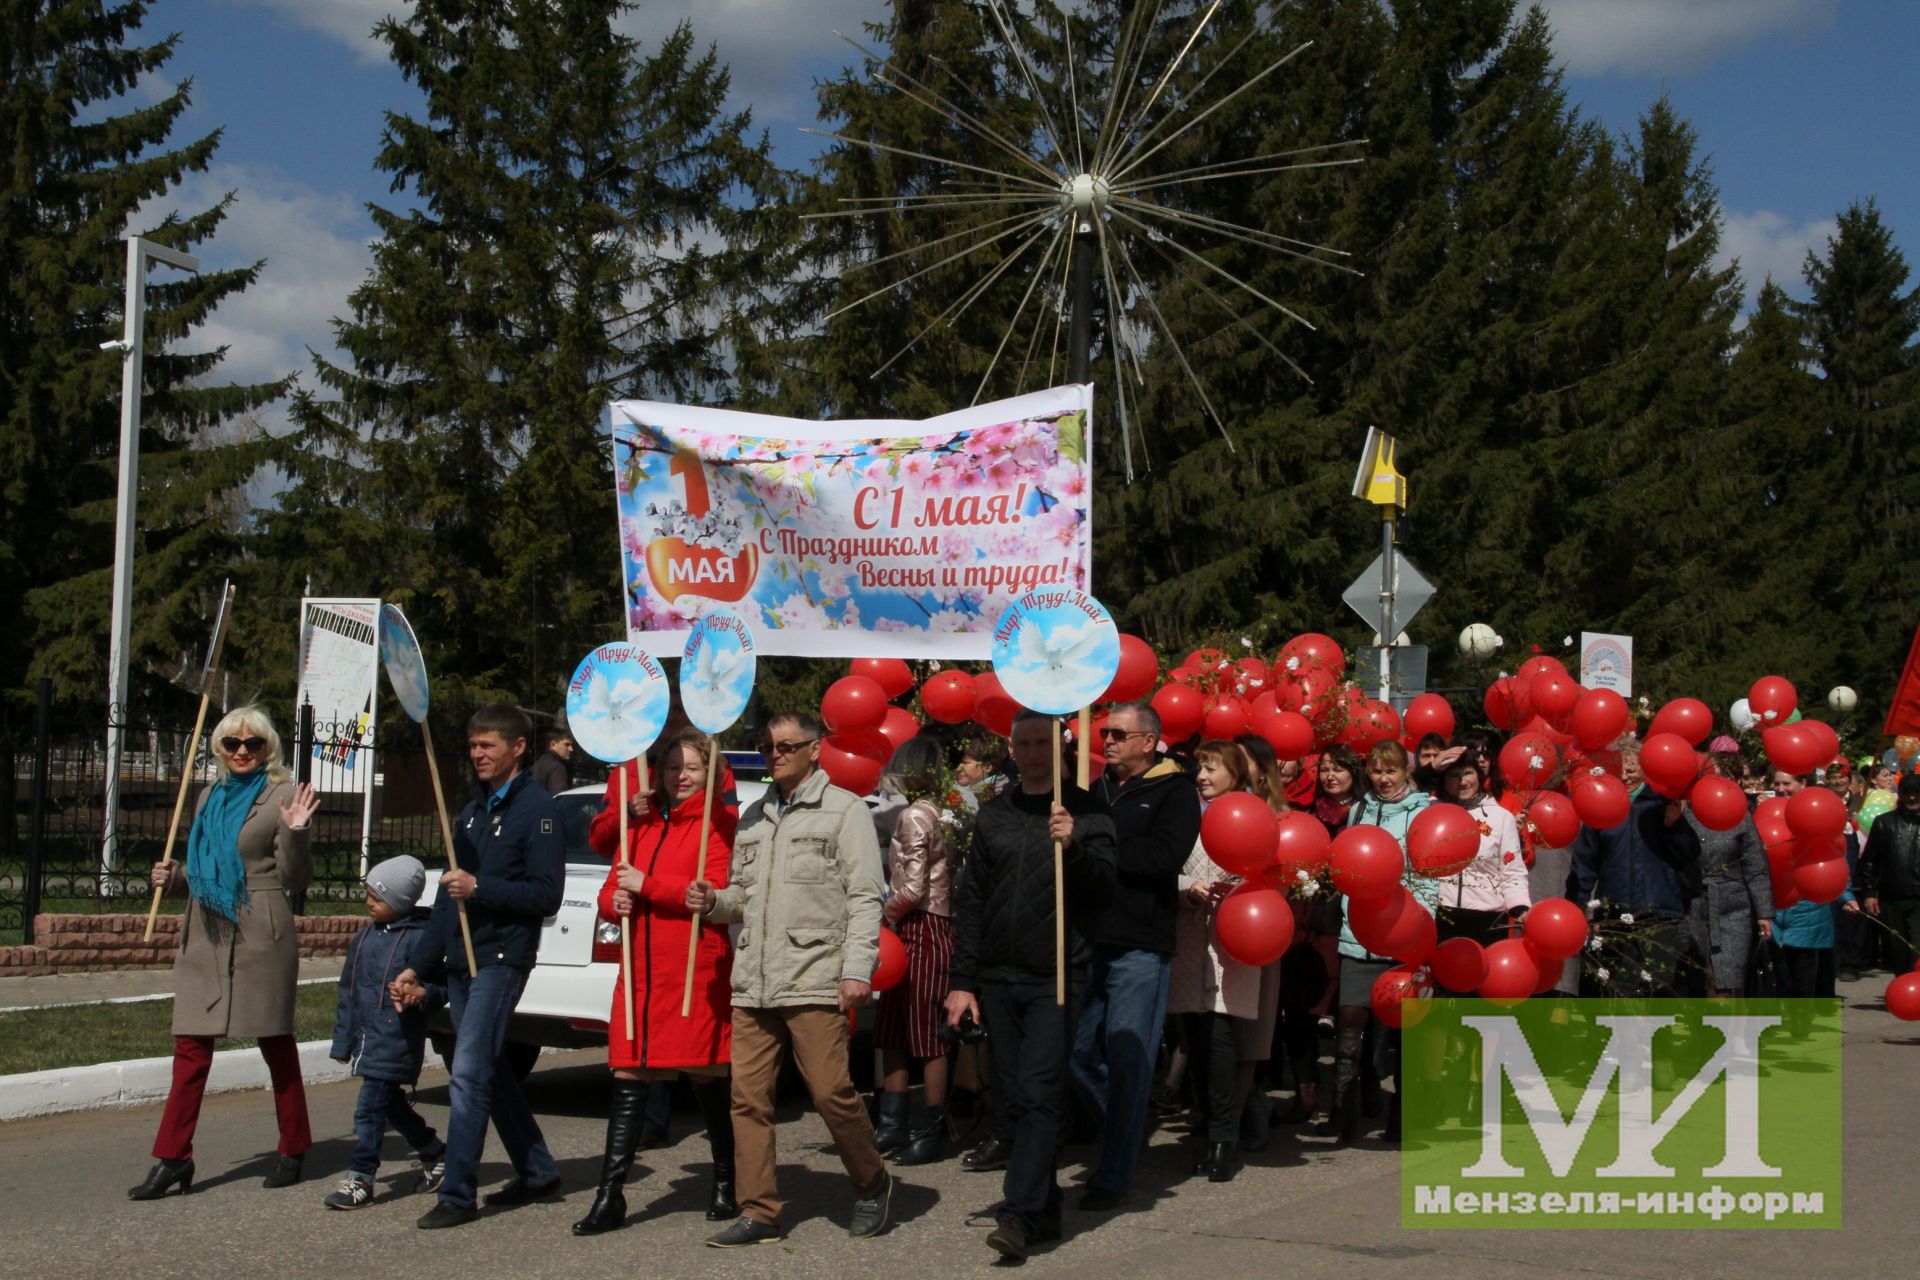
top-left (187, 769), bottom-right (268, 922)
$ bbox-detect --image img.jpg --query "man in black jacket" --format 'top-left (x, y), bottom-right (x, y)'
top-left (1070, 700), bottom-right (1202, 1210)
top-left (393, 704), bottom-right (565, 1228)
top-left (1860, 775), bottom-right (1920, 969)
top-left (947, 710), bottom-right (1115, 1260)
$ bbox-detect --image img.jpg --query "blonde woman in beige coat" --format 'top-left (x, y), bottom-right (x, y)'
top-left (130, 707), bottom-right (319, 1201)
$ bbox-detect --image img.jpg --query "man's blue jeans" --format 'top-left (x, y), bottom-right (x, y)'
top-left (439, 965), bottom-right (558, 1209)
top-left (1070, 945), bottom-right (1171, 1195)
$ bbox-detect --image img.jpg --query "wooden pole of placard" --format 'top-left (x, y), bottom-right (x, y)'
top-left (142, 583), bottom-right (238, 943)
top-left (681, 739), bottom-right (718, 1017)
top-left (1052, 718), bottom-right (1066, 1007)
top-left (618, 766), bottom-right (637, 1049)
top-left (1076, 707), bottom-right (1092, 789)
top-left (420, 722), bottom-right (480, 976)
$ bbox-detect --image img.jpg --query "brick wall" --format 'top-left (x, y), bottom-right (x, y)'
top-left (0, 914), bottom-right (360, 977)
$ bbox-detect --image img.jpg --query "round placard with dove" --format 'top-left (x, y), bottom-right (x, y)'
top-left (990, 589), bottom-right (1120, 716)
top-left (378, 603), bottom-right (431, 724)
top-left (680, 607), bottom-right (757, 736)
top-left (566, 644), bottom-right (671, 764)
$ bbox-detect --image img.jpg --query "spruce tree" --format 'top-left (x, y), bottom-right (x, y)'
top-left (1, 0), bottom-right (284, 712)
top-left (270, 0), bottom-right (783, 718)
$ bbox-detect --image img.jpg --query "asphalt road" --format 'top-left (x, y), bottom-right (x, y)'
top-left (2, 984), bottom-right (1913, 1279)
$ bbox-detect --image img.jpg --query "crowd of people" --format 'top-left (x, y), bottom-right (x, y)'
top-left (126, 695), bottom-right (1920, 1261)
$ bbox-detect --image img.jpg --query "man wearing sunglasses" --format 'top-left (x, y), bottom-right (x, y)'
top-left (1070, 700), bottom-right (1201, 1212)
top-left (686, 711), bottom-right (891, 1247)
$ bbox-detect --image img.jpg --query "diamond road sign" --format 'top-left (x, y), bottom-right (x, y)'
top-left (1343, 549), bottom-right (1435, 641)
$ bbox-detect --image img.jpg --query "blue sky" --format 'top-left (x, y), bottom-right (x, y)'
top-left (137, 1), bottom-right (1917, 410)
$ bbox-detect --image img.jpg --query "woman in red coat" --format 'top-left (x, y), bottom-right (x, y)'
top-left (573, 731), bottom-right (734, 1236)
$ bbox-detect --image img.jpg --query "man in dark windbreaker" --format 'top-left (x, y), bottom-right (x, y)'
top-left (392, 703), bottom-right (565, 1229)
top-left (947, 711), bottom-right (1115, 1261)
top-left (1070, 700), bottom-right (1202, 1211)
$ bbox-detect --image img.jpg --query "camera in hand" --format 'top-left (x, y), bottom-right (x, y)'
top-left (938, 1009), bottom-right (988, 1046)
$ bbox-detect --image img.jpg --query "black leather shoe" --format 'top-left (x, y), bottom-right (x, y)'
top-left (706, 1216), bottom-right (782, 1247)
top-left (128, 1158), bottom-right (194, 1200)
top-left (262, 1154), bottom-right (304, 1189)
top-left (417, 1202), bottom-right (479, 1229)
top-left (891, 1107), bottom-right (946, 1166)
top-left (1077, 1185), bottom-right (1126, 1212)
top-left (961, 1137), bottom-right (1012, 1172)
top-left (484, 1174), bottom-right (561, 1207)
top-left (1206, 1141), bottom-right (1240, 1183)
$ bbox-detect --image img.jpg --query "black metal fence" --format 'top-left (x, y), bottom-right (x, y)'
top-left (1, 686), bottom-right (607, 946)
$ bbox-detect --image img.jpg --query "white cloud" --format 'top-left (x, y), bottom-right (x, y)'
top-left (237, 0), bottom-right (878, 121)
top-left (131, 162), bottom-right (372, 417)
top-left (1538, 0), bottom-right (1834, 76)
top-left (1716, 208), bottom-right (1834, 310)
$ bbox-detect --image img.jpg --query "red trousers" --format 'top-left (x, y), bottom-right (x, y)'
top-left (151, 1035), bottom-right (312, 1161)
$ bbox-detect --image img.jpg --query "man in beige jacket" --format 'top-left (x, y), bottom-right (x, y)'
top-left (686, 710), bottom-right (891, 1247)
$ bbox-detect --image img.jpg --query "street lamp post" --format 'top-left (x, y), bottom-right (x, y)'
top-left (101, 237), bottom-right (199, 876)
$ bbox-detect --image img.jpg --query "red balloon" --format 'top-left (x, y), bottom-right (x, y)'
top-left (972, 671), bottom-right (1018, 737)
top-left (1762, 724), bottom-right (1819, 775)
top-left (821, 675), bottom-right (889, 735)
top-left (1103, 635), bottom-right (1160, 703)
top-left (1278, 633), bottom-right (1345, 679)
top-left (819, 731), bottom-right (889, 796)
top-left (1214, 883), bottom-right (1295, 966)
top-left (1796, 719), bottom-right (1840, 768)
top-left (1570, 688), bottom-right (1631, 751)
top-left (1530, 671), bottom-right (1582, 729)
top-left (1152, 683), bottom-right (1204, 744)
top-left (1570, 771), bottom-right (1631, 829)
top-left (1348, 888), bottom-right (1436, 964)
top-left (1479, 938), bottom-right (1539, 1007)
top-left (1793, 857), bottom-right (1849, 904)
top-left (1886, 972), bottom-right (1920, 1022)
top-left (1530, 942), bottom-right (1566, 993)
top-left (1517, 655), bottom-right (1569, 682)
top-left (1483, 676), bottom-right (1533, 731)
top-left (1271, 811), bottom-right (1332, 882)
top-left (1401, 692), bottom-right (1456, 746)
top-left (1353, 699), bottom-right (1402, 750)
top-left (872, 927), bottom-right (908, 991)
top-left (1329, 824), bottom-right (1406, 902)
top-left (1640, 732), bottom-right (1700, 799)
top-left (1200, 792), bottom-right (1280, 878)
top-left (919, 669), bottom-right (977, 724)
top-left (1498, 733), bottom-right (1559, 791)
top-left (1522, 897), bottom-right (1589, 959)
top-left (1253, 706), bottom-right (1315, 761)
top-left (1772, 880), bottom-right (1801, 911)
top-left (1525, 793), bottom-right (1582, 849)
top-left (850, 657), bottom-right (914, 700)
top-left (1203, 695), bottom-right (1252, 740)
top-left (1748, 675), bottom-right (1798, 726)
top-left (1753, 794), bottom-right (1790, 831)
top-left (1370, 964), bottom-right (1432, 1029)
top-left (1185, 647), bottom-right (1232, 676)
top-left (1648, 697), bottom-right (1713, 746)
top-left (1785, 787), bottom-right (1846, 841)
top-left (1430, 936), bottom-right (1489, 992)
top-left (1793, 833), bottom-right (1845, 867)
top-left (876, 705), bottom-right (921, 752)
top-left (1688, 776), bottom-right (1748, 831)
top-left (1405, 803), bottom-right (1481, 878)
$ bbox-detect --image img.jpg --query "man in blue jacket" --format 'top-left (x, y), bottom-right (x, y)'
top-left (1571, 746), bottom-right (1704, 998)
top-left (393, 704), bottom-right (566, 1229)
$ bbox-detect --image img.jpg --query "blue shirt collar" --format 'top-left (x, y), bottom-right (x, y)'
top-left (486, 773), bottom-right (521, 811)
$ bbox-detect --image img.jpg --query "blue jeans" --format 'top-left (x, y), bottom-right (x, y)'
top-left (1070, 945), bottom-right (1171, 1194)
top-left (350, 1076), bottom-right (440, 1179)
top-left (440, 966), bottom-right (557, 1209)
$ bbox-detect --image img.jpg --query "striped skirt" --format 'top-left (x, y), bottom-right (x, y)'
top-left (875, 910), bottom-right (955, 1060)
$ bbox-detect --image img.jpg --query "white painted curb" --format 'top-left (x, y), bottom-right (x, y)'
top-left (0, 1040), bottom-right (350, 1122)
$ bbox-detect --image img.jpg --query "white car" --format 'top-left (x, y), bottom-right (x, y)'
top-left (423, 753), bottom-right (769, 1077)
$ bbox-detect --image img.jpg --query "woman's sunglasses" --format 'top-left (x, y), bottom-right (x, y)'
top-left (221, 736), bottom-right (268, 753)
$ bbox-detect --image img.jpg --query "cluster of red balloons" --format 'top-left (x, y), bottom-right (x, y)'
top-left (1754, 787), bottom-right (1852, 910)
top-left (817, 659), bottom-right (923, 795)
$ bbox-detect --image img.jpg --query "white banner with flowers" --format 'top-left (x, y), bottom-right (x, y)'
top-left (607, 385), bottom-right (1093, 658)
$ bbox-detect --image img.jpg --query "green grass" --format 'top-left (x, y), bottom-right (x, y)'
top-left (0, 981), bottom-right (340, 1076)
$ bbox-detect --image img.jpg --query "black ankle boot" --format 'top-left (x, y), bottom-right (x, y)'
top-left (573, 1079), bottom-right (646, 1236)
top-left (1206, 1141), bottom-right (1240, 1183)
top-left (892, 1105), bottom-right (946, 1166)
top-left (873, 1091), bottom-right (911, 1156)
top-left (694, 1078), bottom-right (738, 1221)
top-left (128, 1158), bottom-right (194, 1200)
